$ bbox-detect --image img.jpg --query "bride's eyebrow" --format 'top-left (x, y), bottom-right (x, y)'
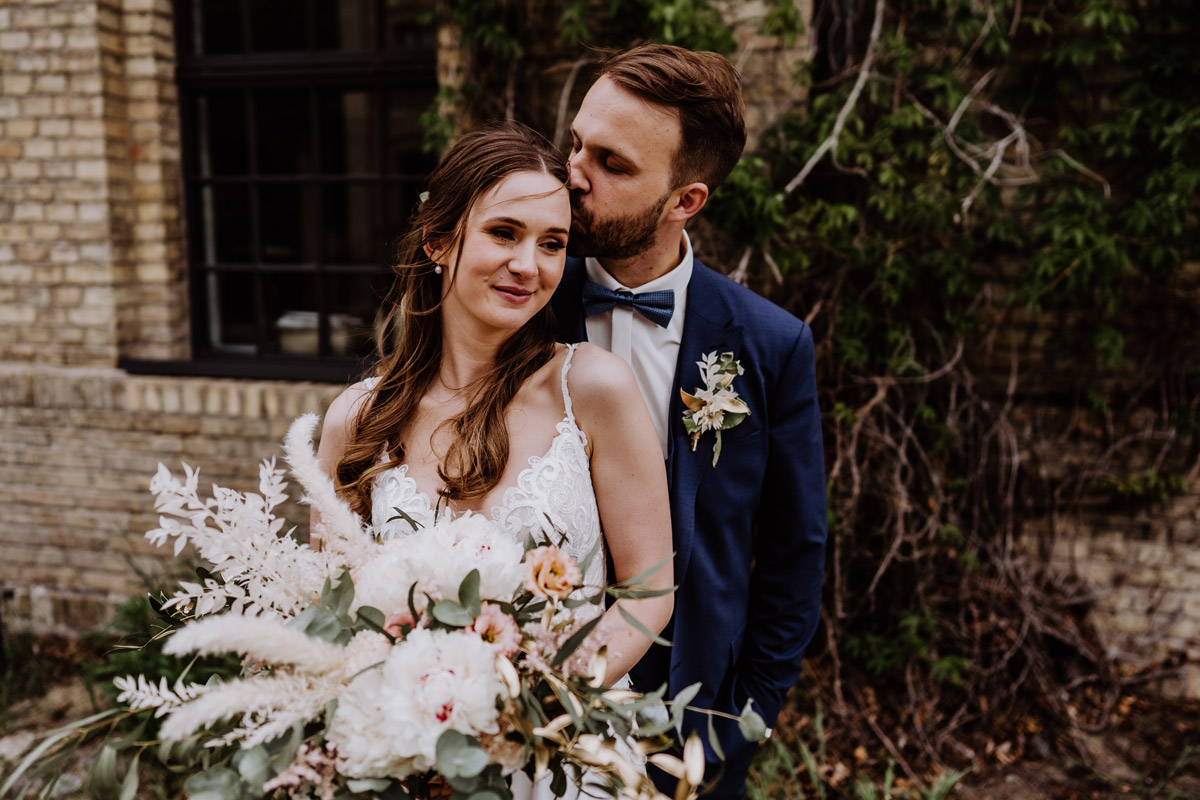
top-left (484, 215), bottom-right (569, 236)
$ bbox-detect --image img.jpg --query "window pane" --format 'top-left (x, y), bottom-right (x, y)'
top-left (194, 0), bottom-right (244, 55)
top-left (384, 180), bottom-right (423, 235)
top-left (318, 90), bottom-right (378, 174)
top-left (256, 90), bottom-right (312, 175)
top-left (328, 271), bottom-right (384, 358)
top-left (250, 0), bottom-right (308, 52)
top-left (313, 0), bottom-right (375, 51)
top-left (196, 184), bottom-right (253, 265)
top-left (385, 89), bottom-right (430, 174)
top-left (265, 273), bottom-right (322, 354)
top-left (382, 0), bottom-right (435, 50)
top-left (323, 185), bottom-right (385, 264)
top-left (192, 91), bottom-right (248, 177)
top-left (259, 185), bottom-right (315, 264)
top-left (208, 271), bottom-right (257, 350)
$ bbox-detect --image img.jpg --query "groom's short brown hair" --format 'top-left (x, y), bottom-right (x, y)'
top-left (600, 43), bottom-right (746, 191)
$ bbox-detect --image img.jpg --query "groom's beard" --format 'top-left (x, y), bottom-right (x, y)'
top-left (567, 188), bottom-right (670, 260)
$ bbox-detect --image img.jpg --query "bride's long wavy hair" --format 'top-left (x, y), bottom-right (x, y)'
top-left (336, 121), bottom-right (569, 519)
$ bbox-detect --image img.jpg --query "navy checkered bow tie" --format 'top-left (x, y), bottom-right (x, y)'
top-left (581, 281), bottom-right (675, 328)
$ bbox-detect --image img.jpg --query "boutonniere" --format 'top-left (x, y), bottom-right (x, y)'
top-left (681, 351), bottom-right (750, 466)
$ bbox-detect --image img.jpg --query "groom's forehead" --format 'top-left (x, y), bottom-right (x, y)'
top-left (575, 78), bottom-right (681, 161)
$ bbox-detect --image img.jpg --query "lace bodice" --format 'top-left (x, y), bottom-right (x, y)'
top-left (369, 345), bottom-right (606, 601)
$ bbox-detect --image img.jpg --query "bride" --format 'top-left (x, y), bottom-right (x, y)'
top-left (314, 121), bottom-right (674, 797)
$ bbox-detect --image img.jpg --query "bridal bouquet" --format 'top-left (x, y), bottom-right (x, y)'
top-left (3, 415), bottom-right (764, 800)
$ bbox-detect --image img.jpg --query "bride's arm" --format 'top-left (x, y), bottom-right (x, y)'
top-left (570, 344), bottom-right (674, 684)
top-left (310, 381), bottom-right (374, 549)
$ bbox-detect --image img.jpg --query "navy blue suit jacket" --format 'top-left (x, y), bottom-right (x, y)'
top-left (551, 257), bottom-right (827, 798)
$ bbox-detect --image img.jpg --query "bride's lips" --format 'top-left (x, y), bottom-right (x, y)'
top-left (494, 285), bottom-right (534, 303)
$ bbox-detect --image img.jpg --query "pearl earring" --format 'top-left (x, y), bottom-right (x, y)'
top-left (434, 264), bottom-right (443, 275)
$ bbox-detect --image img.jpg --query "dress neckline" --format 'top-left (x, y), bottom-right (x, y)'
top-left (372, 343), bottom-right (586, 526)
top-left (381, 414), bottom-right (583, 523)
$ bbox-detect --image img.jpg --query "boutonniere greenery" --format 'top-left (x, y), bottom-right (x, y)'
top-left (681, 351), bottom-right (750, 466)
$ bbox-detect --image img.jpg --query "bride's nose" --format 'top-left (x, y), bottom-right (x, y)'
top-left (506, 247), bottom-right (538, 278)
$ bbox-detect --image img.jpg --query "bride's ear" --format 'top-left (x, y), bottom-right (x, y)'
top-left (422, 237), bottom-right (444, 265)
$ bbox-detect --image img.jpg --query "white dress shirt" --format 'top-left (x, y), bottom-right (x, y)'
top-left (584, 231), bottom-right (694, 456)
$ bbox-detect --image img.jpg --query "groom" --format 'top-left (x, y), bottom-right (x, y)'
top-left (550, 44), bottom-right (828, 798)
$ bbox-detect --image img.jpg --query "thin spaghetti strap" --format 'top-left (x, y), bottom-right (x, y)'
top-left (560, 343), bottom-right (578, 425)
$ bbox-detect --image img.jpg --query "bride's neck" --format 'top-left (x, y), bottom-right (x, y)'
top-left (437, 320), bottom-right (504, 392)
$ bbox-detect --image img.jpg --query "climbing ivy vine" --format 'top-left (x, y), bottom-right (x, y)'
top-left (421, 0), bottom-right (1200, 785)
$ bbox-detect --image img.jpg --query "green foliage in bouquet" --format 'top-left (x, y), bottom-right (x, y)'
top-left (3, 417), bottom-right (765, 800)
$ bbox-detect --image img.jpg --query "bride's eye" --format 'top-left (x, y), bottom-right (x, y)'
top-left (490, 227), bottom-right (516, 242)
top-left (541, 238), bottom-right (566, 253)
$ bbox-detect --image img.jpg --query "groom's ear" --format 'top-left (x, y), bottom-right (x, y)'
top-left (665, 182), bottom-right (710, 223)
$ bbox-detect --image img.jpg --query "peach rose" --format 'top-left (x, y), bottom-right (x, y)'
top-left (523, 545), bottom-right (581, 600)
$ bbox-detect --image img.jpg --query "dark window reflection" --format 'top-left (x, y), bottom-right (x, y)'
top-left (194, 0), bottom-right (243, 55)
top-left (210, 271), bottom-right (257, 350)
top-left (256, 90), bottom-right (313, 175)
top-left (250, 0), bottom-right (307, 52)
top-left (322, 185), bottom-right (383, 264)
top-left (192, 92), bottom-right (248, 176)
top-left (179, 0), bottom-right (437, 365)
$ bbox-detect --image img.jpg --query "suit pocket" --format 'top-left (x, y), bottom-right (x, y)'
top-left (717, 421), bottom-right (760, 446)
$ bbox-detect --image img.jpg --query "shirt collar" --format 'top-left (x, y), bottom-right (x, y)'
top-left (584, 230), bottom-right (695, 295)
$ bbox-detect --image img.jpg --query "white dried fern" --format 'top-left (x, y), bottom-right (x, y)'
top-left (113, 674), bottom-right (211, 716)
top-left (145, 415), bottom-right (378, 621)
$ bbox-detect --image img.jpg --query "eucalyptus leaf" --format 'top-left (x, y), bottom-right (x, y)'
top-left (117, 752), bottom-right (140, 800)
top-left (458, 569), bottom-right (482, 617)
top-left (436, 730), bottom-right (488, 779)
top-left (612, 553), bottom-right (674, 592)
top-left (233, 744), bottom-right (271, 789)
top-left (550, 614), bottom-right (602, 667)
top-left (617, 604), bottom-right (671, 647)
top-left (289, 602), bottom-right (348, 643)
top-left (707, 715), bottom-right (725, 760)
top-left (549, 762), bottom-right (567, 798)
top-left (712, 430), bottom-right (723, 466)
top-left (737, 699), bottom-right (768, 742)
top-left (324, 567), bottom-right (356, 617)
top-left (356, 605), bottom-right (387, 633)
top-left (386, 506), bottom-right (421, 533)
top-left (669, 682), bottom-right (702, 735)
top-left (89, 744), bottom-right (119, 800)
top-left (184, 768), bottom-right (245, 800)
top-left (576, 535), bottom-right (603, 576)
top-left (607, 586), bottom-right (674, 600)
top-left (109, 719), bottom-right (147, 750)
top-left (0, 709), bottom-right (121, 799)
top-left (431, 599), bottom-right (474, 628)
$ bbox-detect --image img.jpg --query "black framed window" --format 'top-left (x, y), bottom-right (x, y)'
top-left (149, 0), bottom-right (437, 382)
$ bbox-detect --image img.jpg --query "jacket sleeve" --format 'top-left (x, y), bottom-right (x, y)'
top-left (733, 321), bottom-right (828, 727)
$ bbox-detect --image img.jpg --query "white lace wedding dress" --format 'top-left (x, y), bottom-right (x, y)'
top-left (369, 344), bottom-right (626, 799)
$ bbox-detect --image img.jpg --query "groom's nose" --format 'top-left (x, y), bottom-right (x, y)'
top-left (567, 153), bottom-right (589, 193)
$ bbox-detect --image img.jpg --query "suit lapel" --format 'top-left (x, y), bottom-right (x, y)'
top-left (668, 263), bottom-right (742, 586)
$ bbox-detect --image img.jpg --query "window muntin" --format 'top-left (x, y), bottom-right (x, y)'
top-left (173, 0), bottom-right (436, 380)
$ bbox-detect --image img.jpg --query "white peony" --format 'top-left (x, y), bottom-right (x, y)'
top-left (329, 628), bottom-right (505, 778)
top-left (353, 512), bottom-right (525, 618)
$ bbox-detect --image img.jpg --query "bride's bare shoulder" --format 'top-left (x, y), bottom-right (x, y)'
top-left (318, 379), bottom-right (377, 463)
top-left (565, 343), bottom-right (639, 411)
top-left (326, 378), bottom-right (376, 426)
